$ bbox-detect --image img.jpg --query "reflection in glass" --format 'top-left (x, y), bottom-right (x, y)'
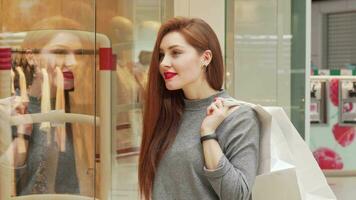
top-left (1, 30), bottom-right (97, 198)
top-left (1, 0), bottom-right (169, 199)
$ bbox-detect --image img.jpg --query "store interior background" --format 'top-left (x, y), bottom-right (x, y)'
top-left (0, 0), bottom-right (356, 199)
top-left (310, 0), bottom-right (356, 200)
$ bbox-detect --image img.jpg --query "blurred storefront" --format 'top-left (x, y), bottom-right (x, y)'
top-left (0, 0), bottom-right (314, 200)
top-left (309, 1), bottom-right (356, 199)
top-left (310, 0), bottom-right (356, 172)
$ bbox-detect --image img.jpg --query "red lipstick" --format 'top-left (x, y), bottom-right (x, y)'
top-left (63, 71), bottom-right (74, 79)
top-left (164, 72), bottom-right (177, 80)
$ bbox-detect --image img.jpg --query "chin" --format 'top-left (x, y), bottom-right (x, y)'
top-left (165, 83), bottom-right (181, 91)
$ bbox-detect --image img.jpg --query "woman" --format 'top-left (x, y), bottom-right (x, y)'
top-left (14, 18), bottom-right (84, 195)
top-left (138, 17), bottom-right (260, 200)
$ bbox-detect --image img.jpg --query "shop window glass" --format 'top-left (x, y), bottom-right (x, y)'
top-left (0, 0), bottom-right (172, 199)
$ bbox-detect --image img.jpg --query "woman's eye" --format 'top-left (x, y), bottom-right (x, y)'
top-left (171, 51), bottom-right (181, 57)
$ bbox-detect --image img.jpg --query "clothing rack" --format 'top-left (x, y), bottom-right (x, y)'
top-left (11, 48), bottom-right (98, 55)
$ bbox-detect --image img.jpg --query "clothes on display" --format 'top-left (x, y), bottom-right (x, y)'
top-left (2, 48), bottom-right (81, 195)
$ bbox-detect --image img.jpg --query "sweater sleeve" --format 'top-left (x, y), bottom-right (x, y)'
top-left (203, 106), bottom-right (260, 200)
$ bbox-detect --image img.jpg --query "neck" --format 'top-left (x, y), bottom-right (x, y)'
top-left (183, 81), bottom-right (220, 100)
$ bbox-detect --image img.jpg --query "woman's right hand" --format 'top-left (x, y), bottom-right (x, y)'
top-left (200, 97), bottom-right (239, 136)
top-left (11, 97), bottom-right (32, 135)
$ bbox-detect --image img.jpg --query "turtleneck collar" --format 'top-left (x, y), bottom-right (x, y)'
top-left (183, 89), bottom-right (229, 111)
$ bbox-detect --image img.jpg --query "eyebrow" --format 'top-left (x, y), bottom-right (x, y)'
top-left (159, 45), bottom-right (183, 51)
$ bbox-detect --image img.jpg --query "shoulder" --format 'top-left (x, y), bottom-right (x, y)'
top-left (222, 104), bottom-right (259, 136)
top-left (225, 104), bottom-right (258, 124)
top-left (217, 101), bottom-right (260, 143)
top-left (218, 95), bottom-right (258, 121)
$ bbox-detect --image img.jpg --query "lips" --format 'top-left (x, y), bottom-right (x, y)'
top-left (63, 71), bottom-right (74, 79)
top-left (164, 72), bottom-right (177, 80)
top-left (63, 71), bottom-right (74, 90)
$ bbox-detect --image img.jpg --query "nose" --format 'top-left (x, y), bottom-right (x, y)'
top-left (159, 54), bottom-right (171, 69)
top-left (65, 53), bottom-right (77, 67)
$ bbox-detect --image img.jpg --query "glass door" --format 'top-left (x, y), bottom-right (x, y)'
top-left (0, 1), bottom-right (173, 199)
top-left (225, 0), bottom-right (307, 136)
top-left (0, 0), bottom-right (99, 199)
top-left (97, 1), bottom-right (172, 199)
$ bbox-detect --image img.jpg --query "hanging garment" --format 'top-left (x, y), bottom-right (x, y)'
top-left (14, 67), bottom-right (29, 103)
top-left (39, 68), bottom-right (51, 136)
top-left (55, 67), bottom-right (66, 152)
top-left (10, 69), bottom-right (15, 95)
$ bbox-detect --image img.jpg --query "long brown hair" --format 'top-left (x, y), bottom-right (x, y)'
top-left (138, 17), bottom-right (224, 199)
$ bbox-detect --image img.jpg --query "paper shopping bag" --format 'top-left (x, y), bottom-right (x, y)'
top-left (0, 96), bottom-right (17, 197)
top-left (0, 96), bottom-right (15, 155)
top-left (224, 99), bottom-right (336, 200)
top-left (269, 107), bottom-right (336, 199)
top-left (253, 106), bottom-right (336, 200)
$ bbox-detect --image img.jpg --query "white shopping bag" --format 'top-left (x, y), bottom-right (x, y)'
top-left (0, 96), bottom-right (17, 154)
top-left (223, 99), bottom-right (336, 200)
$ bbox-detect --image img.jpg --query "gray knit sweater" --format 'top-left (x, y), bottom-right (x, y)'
top-left (152, 90), bottom-right (260, 200)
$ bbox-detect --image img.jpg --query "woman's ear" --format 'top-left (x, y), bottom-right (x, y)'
top-left (201, 50), bottom-right (212, 66)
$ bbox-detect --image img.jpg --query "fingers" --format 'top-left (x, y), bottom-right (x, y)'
top-left (215, 97), bottom-right (230, 111)
top-left (25, 124), bottom-right (33, 134)
top-left (211, 103), bottom-right (219, 112)
top-left (207, 103), bottom-right (219, 115)
top-left (207, 98), bottom-right (227, 116)
top-left (217, 97), bottom-right (240, 109)
top-left (216, 97), bottom-right (239, 111)
top-left (11, 96), bottom-right (29, 115)
top-left (215, 99), bottom-right (223, 109)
